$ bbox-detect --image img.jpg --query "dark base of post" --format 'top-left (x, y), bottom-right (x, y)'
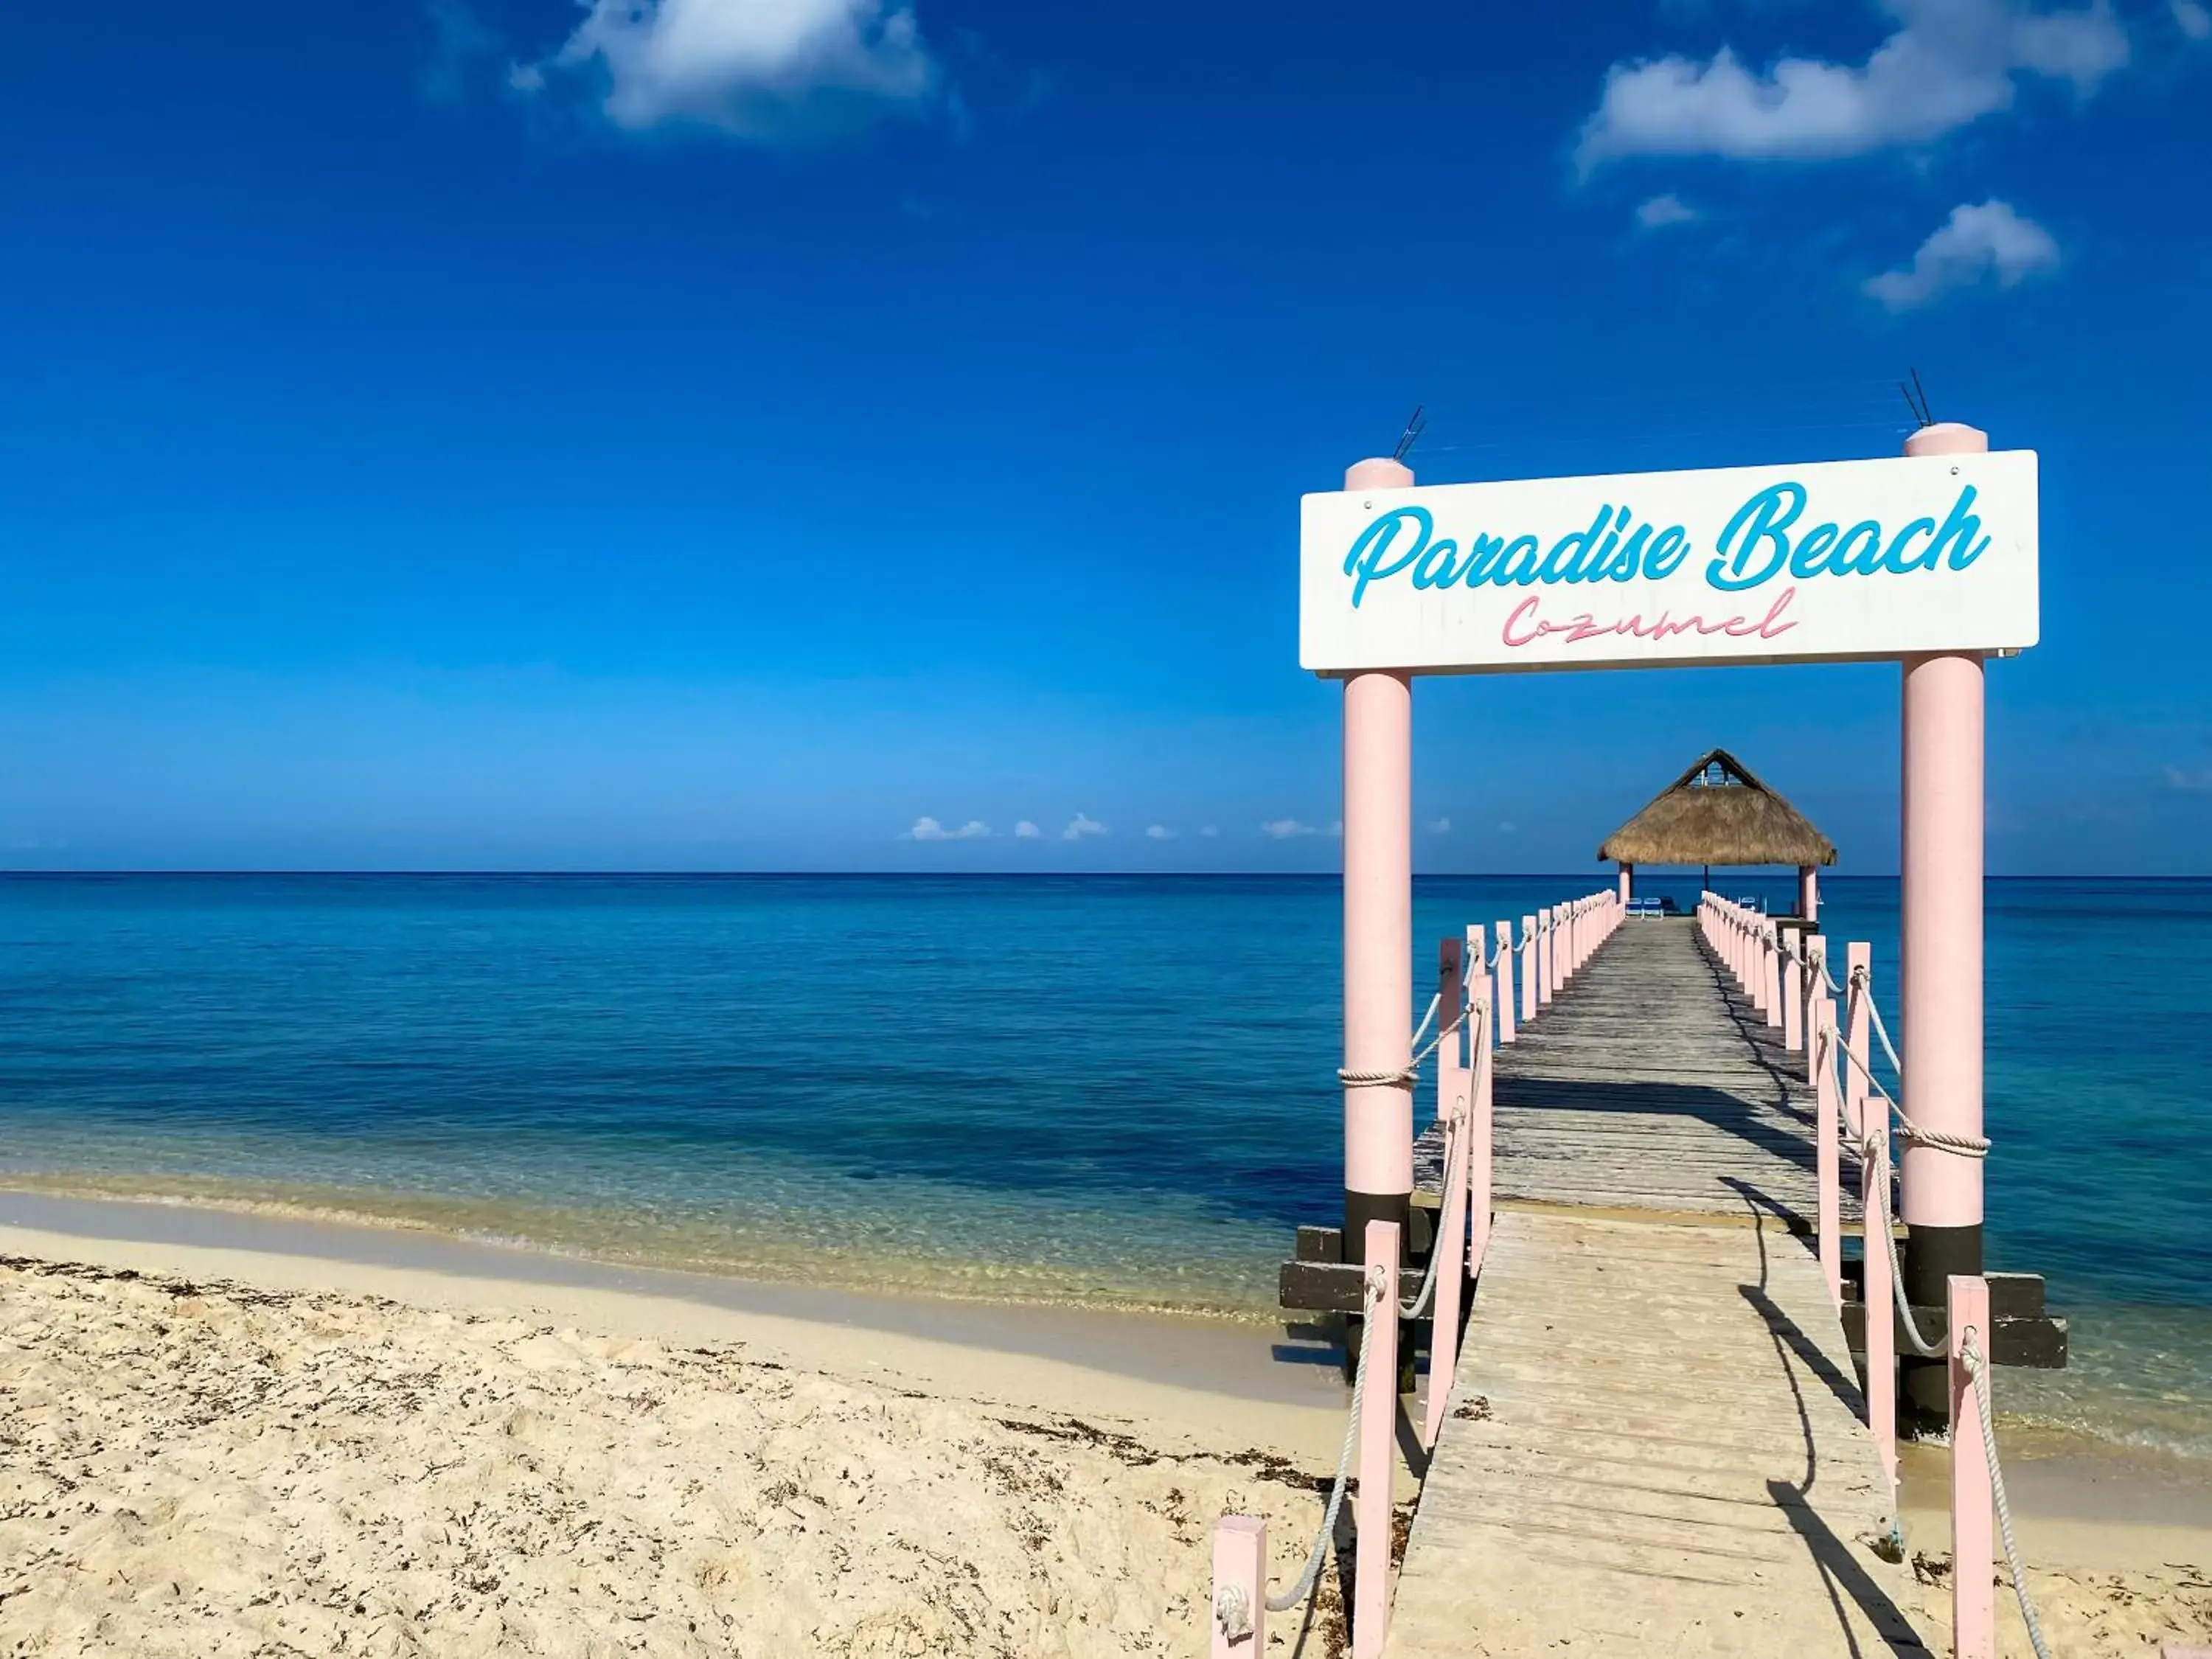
top-left (1902, 1221), bottom-right (1983, 1420)
top-left (1341, 1189), bottom-right (1415, 1388)
top-left (1343, 1189), bottom-right (1411, 1262)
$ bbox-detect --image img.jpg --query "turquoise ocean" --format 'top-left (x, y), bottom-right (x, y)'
top-left (0, 872), bottom-right (2205, 1461)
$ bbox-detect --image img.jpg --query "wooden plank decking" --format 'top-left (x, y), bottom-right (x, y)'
top-left (1415, 917), bottom-right (1863, 1226)
top-left (1385, 917), bottom-right (1923, 1658)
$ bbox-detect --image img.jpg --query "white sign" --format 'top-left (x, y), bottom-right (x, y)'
top-left (1299, 451), bottom-right (2039, 674)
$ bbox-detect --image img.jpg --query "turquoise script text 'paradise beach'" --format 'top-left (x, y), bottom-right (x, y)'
top-left (1342, 483), bottom-right (1997, 607)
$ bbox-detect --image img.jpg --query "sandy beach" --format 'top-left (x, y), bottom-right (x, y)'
top-left (0, 1201), bottom-right (2207, 1658)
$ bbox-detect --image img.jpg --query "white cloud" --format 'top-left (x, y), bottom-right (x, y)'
top-left (1145, 824), bottom-right (1176, 841)
top-left (1062, 813), bottom-right (1108, 841)
top-left (1260, 818), bottom-right (1319, 839)
top-left (2165, 764), bottom-right (2212, 792)
top-left (1198, 825), bottom-right (1220, 838)
top-left (905, 816), bottom-right (990, 841)
top-left (522, 0), bottom-right (937, 136)
top-left (1013, 820), bottom-right (1042, 840)
top-left (2176, 0), bottom-right (2212, 39)
top-left (1427, 817), bottom-right (1453, 835)
top-left (1635, 192), bottom-right (1700, 229)
top-left (1864, 200), bottom-right (2059, 309)
top-left (1576, 0), bottom-right (2129, 167)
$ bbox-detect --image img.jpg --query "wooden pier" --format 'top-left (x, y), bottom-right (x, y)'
top-left (1388, 917), bottom-right (1921, 1658)
top-left (1412, 915), bottom-right (1861, 1227)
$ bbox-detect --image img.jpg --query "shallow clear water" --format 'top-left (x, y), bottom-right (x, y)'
top-left (0, 872), bottom-right (2205, 1458)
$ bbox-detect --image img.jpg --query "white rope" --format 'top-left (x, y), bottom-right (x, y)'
top-left (1397, 1098), bottom-right (1466, 1321)
top-left (1409, 992), bottom-right (1441, 1051)
top-left (1338, 1066), bottom-right (1416, 1089)
top-left (1875, 1161), bottom-right (1951, 1359)
top-left (1266, 1268), bottom-right (1382, 1613)
top-left (1826, 973), bottom-right (1991, 1160)
top-left (1814, 1022), bottom-right (1950, 1359)
top-left (1963, 1332), bottom-right (2054, 1659)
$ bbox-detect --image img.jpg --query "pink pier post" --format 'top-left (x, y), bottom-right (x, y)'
top-left (1949, 1274), bottom-right (1996, 1659)
top-left (1355, 1220), bottom-right (1401, 1659)
top-left (1340, 457), bottom-right (1416, 1264)
top-left (1536, 908), bottom-right (1554, 1007)
top-left (1492, 921), bottom-right (1516, 1044)
top-left (1470, 977), bottom-right (1495, 1273)
top-left (1783, 935), bottom-right (1804, 1053)
top-left (1901, 421), bottom-right (1992, 1413)
top-left (1814, 992), bottom-right (1841, 1307)
top-left (1518, 915), bottom-right (1537, 1026)
top-left (1804, 935), bottom-right (1830, 1087)
top-left (1851, 941), bottom-right (1897, 1492)
top-left (1422, 941), bottom-right (1472, 1450)
top-left (1618, 863), bottom-right (1632, 905)
top-left (1798, 864), bottom-right (1820, 922)
top-left (1208, 1516), bottom-right (1266, 1658)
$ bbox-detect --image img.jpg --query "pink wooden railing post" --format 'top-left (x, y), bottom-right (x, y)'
top-left (1536, 908), bottom-right (1553, 1006)
top-left (1783, 938), bottom-right (1804, 1053)
top-left (1846, 943), bottom-right (1872, 1151)
top-left (1355, 1220), bottom-right (1400, 1659)
top-left (1519, 916), bottom-right (1537, 1024)
top-left (1437, 937), bottom-right (1465, 1128)
top-left (1765, 925), bottom-right (1784, 1028)
top-left (1422, 977), bottom-right (1472, 1452)
top-left (1466, 925), bottom-right (1489, 1049)
top-left (1470, 984), bottom-right (1495, 1274)
top-left (1949, 1275), bottom-right (1995, 1659)
top-left (1854, 943), bottom-right (1896, 1495)
top-left (1208, 1515), bottom-right (1267, 1657)
top-left (1804, 936), bottom-right (1829, 1086)
top-left (1815, 995), bottom-right (1841, 1308)
top-left (1495, 922), bottom-right (1516, 1043)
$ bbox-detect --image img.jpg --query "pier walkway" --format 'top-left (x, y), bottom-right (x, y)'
top-left (1387, 917), bottom-right (1921, 1658)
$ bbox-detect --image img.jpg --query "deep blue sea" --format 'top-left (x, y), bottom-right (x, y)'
top-left (1, 872), bottom-right (2205, 1459)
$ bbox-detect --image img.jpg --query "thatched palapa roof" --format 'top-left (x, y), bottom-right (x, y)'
top-left (1598, 749), bottom-right (1836, 869)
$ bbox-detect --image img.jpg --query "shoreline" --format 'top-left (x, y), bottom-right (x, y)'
top-left (4, 1189), bottom-right (2211, 1548)
top-left (0, 1189), bottom-right (1351, 1463)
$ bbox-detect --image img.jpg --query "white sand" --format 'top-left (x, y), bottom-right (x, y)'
top-left (0, 1242), bottom-right (1349, 1658)
top-left (0, 1217), bottom-right (2205, 1658)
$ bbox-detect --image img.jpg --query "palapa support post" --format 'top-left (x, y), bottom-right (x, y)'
top-left (1519, 915), bottom-right (1537, 1025)
top-left (1495, 921), bottom-right (1517, 1043)
top-left (1340, 457), bottom-right (1416, 1267)
top-left (1208, 1515), bottom-right (1266, 1657)
top-left (1815, 995), bottom-right (1841, 1308)
top-left (1901, 421), bottom-right (1992, 1417)
top-left (1798, 863), bottom-right (1820, 922)
top-left (1355, 1219), bottom-right (1400, 1659)
top-left (1618, 863), bottom-right (1632, 905)
top-left (1949, 1274), bottom-right (1995, 1659)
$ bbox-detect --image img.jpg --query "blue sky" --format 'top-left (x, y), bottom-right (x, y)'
top-left (1, 0), bottom-right (2208, 873)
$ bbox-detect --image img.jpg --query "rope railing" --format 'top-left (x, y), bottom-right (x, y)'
top-left (1699, 889), bottom-right (2051, 1659)
top-left (1964, 1330), bottom-right (2053, 1659)
top-left (1218, 895), bottom-right (1622, 1658)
